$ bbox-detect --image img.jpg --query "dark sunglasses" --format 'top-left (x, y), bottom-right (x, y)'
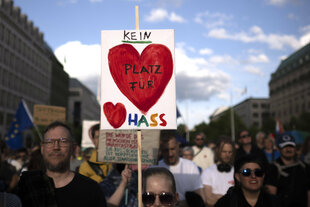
top-left (142, 192), bottom-right (175, 206)
top-left (240, 134), bottom-right (249, 138)
top-left (240, 168), bottom-right (264, 177)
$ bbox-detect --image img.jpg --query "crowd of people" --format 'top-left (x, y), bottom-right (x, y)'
top-left (0, 120), bottom-right (309, 207)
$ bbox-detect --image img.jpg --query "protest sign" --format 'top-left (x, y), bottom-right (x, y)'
top-left (98, 130), bottom-right (160, 165)
top-left (81, 120), bottom-right (99, 149)
top-left (100, 29), bottom-right (176, 130)
top-left (33, 105), bottom-right (66, 126)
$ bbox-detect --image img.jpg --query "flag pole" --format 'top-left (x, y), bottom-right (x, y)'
top-left (230, 91), bottom-right (235, 142)
top-left (22, 99), bottom-right (43, 142)
top-left (135, 5), bottom-right (143, 207)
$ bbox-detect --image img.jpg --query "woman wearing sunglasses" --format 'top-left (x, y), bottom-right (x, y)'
top-left (142, 167), bottom-right (179, 207)
top-left (215, 155), bottom-right (279, 207)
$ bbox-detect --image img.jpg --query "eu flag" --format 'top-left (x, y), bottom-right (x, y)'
top-left (5, 100), bottom-right (34, 150)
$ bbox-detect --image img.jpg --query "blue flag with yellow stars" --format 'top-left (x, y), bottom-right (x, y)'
top-left (5, 100), bottom-right (34, 150)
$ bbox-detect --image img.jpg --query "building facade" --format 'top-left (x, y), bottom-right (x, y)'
top-left (209, 98), bottom-right (270, 129)
top-left (269, 42), bottom-right (310, 124)
top-left (0, 0), bottom-right (69, 140)
top-left (233, 98), bottom-right (270, 129)
top-left (68, 78), bottom-right (100, 126)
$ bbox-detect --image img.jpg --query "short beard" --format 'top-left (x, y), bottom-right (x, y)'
top-left (44, 153), bottom-right (70, 173)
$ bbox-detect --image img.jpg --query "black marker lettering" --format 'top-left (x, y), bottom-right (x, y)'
top-left (140, 66), bottom-right (149, 74)
top-left (133, 65), bottom-right (139, 74)
top-left (123, 30), bottom-right (130, 40)
top-left (155, 65), bottom-right (162, 74)
top-left (124, 64), bottom-right (132, 74)
top-left (129, 82), bottom-right (137, 91)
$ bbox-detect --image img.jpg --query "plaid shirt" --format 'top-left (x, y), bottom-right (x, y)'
top-left (100, 169), bottom-right (138, 207)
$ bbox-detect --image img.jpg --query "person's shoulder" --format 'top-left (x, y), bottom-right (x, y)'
top-left (214, 191), bottom-right (231, 207)
top-left (201, 164), bottom-right (216, 176)
top-left (74, 172), bottom-right (99, 186)
top-left (204, 163), bottom-right (217, 172)
top-left (202, 146), bottom-right (213, 152)
top-left (180, 157), bottom-right (195, 165)
top-left (157, 159), bottom-right (166, 167)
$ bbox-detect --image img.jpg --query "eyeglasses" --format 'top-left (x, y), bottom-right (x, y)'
top-left (240, 168), bottom-right (264, 177)
top-left (240, 134), bottom-right (249, 139)
top-left (142, 192), bottom-right (175, 206)
top-left (43, 137), bottom-right (71, 148)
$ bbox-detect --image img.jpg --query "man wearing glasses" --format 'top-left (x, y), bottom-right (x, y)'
top-left (265, 133), bottom-right (310, 207)
top-left (235, 130), bottom-right (268, 168)
top-left (18, 121), bottom-right (107, 207)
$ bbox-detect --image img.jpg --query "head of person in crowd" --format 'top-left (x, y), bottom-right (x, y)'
top-left (90, 123), bottom-right (100, 149)
top-left (182, 146), bottom-right (194, 161)
top-left (41, 121), bottom-right (74, 173)
top-left (215, 138), bottom-right (235, 170)
top-left (234, 155), bottom-right (265, 194)
top-left (255, 132), bottom-right (266, 150)
top-left (142, 167), bottom-right (178, 207)
top-left (27, 148), bottom-right (46, 171)
top-left (276, 132), bottom-right (296, 161)
top-left (160, 131), bottom-right (180, 166)
top-left (194, 132), bottom-right (206, 149)
top-left (83, 147), bottom-right (94, 161)
top-left (263, 136), bottom-right (275, 151)
top-left (301, 136), bottom-right (310, 154)
top-left (207, 140), bottom-right (216, 151)
top-left (238, 130), bottom-right (252, 147)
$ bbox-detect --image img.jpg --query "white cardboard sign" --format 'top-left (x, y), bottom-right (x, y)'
top-left (100, 29), bottom-right (176, 130)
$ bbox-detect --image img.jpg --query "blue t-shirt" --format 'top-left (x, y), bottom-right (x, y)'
top-left (264, 150), bottom-right (281, 163)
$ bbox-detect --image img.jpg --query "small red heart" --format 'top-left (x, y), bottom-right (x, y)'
top-left (103, 102), bottom-right (126, 128)
top-left (108, 44), bottom-right (173, 114)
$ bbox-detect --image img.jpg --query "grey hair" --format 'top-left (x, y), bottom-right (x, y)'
top-left (182, 146), bottom-right (194, 155)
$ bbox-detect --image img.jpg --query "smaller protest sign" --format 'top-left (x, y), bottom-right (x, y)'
top-left (33, 105), bottom-right (66, 126)
top-left (98, 130), bottom-right (160, 165)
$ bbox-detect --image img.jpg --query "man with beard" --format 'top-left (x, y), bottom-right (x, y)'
top-left (265, 132), bottom-right (310, 207)
top-left (201, 138), bottom-right (235, 207)
top-left (18, 121), bottom-right (107, 207)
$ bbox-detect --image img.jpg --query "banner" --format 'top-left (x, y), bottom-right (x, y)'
top-left (98, 130), bottom-right (160, 165)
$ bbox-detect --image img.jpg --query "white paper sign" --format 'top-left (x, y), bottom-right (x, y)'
top-left (81, 120), bottom-right (99, 149)
top-left (100, 29), bottom-right (176, 130)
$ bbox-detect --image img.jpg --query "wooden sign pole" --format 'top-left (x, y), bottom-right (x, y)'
top-left (135, 6), bottom-right (142, 207)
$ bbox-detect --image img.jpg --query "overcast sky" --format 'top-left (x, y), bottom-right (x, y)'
top-left (14, 0), bottom-right (310, 129)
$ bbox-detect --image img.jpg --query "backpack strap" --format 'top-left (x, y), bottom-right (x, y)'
top-left (87, 160), bottom-right (105, 179)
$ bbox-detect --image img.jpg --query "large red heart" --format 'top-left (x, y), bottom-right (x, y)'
top-left (108, 44), bottom-right (173, 114)
top-left (103, 102), bottom-right (126, 128)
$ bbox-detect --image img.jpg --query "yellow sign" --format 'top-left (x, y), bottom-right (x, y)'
top-left (33, 105), bottom-right (66, 126)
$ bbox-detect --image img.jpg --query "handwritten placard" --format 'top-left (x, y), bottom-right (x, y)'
top-left (33, 105), bottom-right (66, 126)
top-left (100, 30), bottom-right (176, 130)
top-left (97, 130), bottom-right (160, 164)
